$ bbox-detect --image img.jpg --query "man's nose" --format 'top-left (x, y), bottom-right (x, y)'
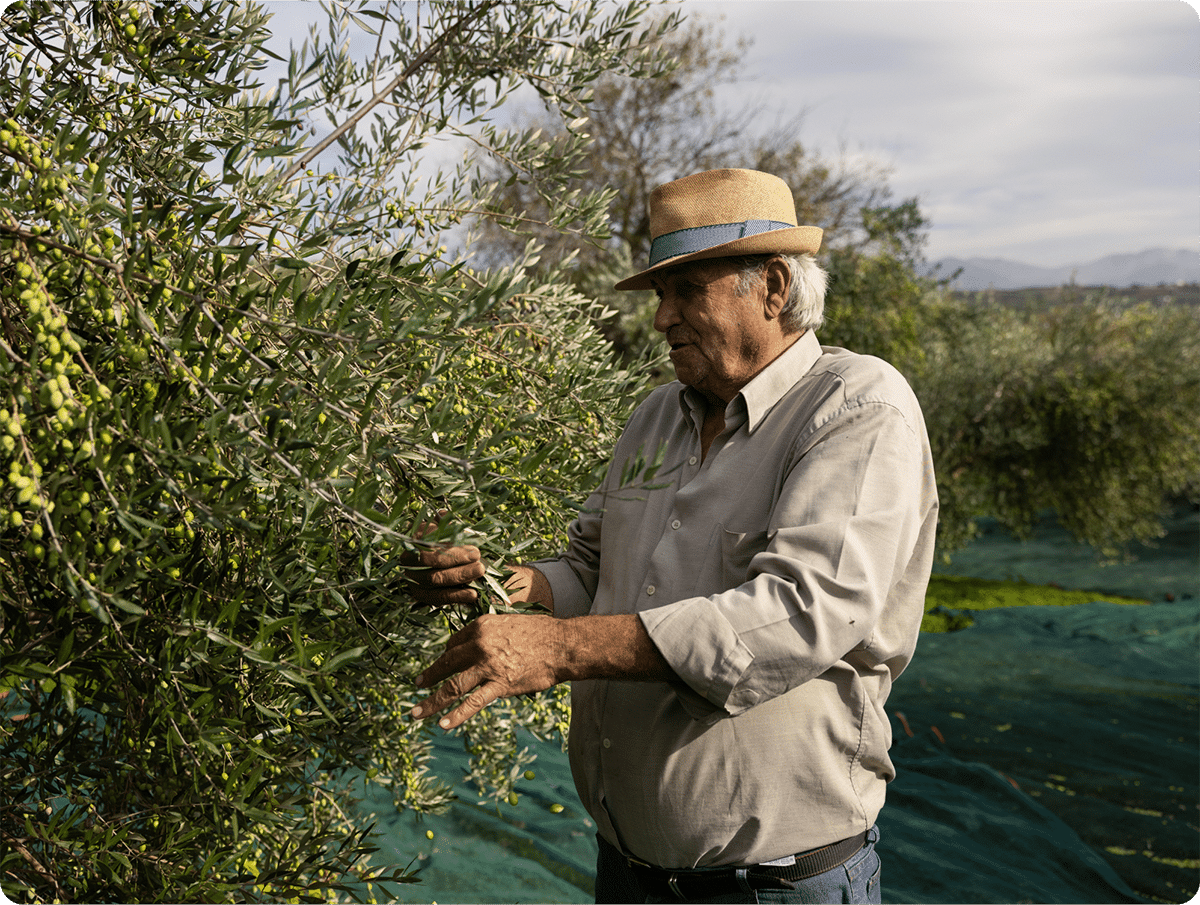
top-left (653, 295), bottom-right (679, 334)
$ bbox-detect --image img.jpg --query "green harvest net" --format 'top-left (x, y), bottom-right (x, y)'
top-left (881, 598), bottom-right (1197, 904)
top-left (353, 508), bottom-right (1198, 904)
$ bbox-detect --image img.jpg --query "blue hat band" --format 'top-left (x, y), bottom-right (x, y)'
top-left (648, 219), bottom-right (795, 267)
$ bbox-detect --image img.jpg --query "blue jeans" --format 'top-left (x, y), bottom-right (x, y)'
top-left (595, 827), bottom-right (882, 904)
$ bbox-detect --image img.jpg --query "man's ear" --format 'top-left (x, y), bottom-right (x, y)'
top-left (762, 257), bottom-right (791, 321)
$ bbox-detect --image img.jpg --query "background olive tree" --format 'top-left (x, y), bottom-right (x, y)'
top-left (0, 1), bottom-right (677, 901)
top-left (913, 291), bottom-right (1200, 557)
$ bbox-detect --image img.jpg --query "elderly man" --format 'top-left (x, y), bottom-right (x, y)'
top-left (408, 168), bottom-right (938, 904)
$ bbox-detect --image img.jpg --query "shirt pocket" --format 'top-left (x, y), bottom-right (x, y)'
top-left (718, 525), bottom-right (770, 591)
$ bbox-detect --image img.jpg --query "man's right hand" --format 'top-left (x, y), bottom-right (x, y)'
top-left (404, 543), bottom-right (486, 606)
top-left (403, 516), bottom-right (487, 607)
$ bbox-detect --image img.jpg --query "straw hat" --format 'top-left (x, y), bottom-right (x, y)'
top-left (614, 168), bottom-right (823, 291)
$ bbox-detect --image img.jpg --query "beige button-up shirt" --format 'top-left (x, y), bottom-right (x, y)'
top-left (536, 330), bottom-right (938, 869)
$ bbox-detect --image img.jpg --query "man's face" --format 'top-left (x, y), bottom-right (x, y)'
top-left (650, 258), bottom-right (777, 403)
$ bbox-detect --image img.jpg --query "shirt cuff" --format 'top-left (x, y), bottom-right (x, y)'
top-left (639, 597), bottom-right (758, 715)
top-left (529, 558), bottom-right (594, 619)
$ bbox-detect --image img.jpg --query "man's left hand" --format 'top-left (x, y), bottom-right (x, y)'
top-left (411, 614), bottom-right (566, 729)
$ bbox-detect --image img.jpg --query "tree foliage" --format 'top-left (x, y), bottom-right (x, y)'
top-left (819, 198), bottom-right (935, 376)
top-left (0, 1), bottom-right (671, 901)
top-left (915, 291), bottom-right (1200, 558)
top-left (474, 13), bottom-right (896, 268)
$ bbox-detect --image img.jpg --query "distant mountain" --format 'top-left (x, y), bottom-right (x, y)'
top-left (934, 247), bottom-right (1200, 291)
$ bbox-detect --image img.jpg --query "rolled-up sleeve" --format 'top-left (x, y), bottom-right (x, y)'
top-left (532, 495), bottom-right (603, 618)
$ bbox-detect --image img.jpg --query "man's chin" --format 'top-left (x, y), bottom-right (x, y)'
top-left (669, 349), bottom-right (701, 385)
top-left (673, 368), bottom-right (708, 393)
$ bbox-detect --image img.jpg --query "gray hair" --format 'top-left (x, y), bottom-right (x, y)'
top-left (733, 253), bottom-right (828, 334)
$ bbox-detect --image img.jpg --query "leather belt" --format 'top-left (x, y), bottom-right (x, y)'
top-left (626, 831), bottom-right (869, 901)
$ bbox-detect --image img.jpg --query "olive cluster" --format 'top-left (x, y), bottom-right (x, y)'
top-left (108, 2), bottom-right (213, 68)
top-left (0, 115), bottom-right (212, 603)
top-left (1, 122), bottom-right (108, 572)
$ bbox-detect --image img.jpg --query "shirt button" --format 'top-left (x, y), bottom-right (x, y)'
top-left (671, 519), bottom-right (681, 530)
top-left (688, 456), bottom-right (698, 466)
top-left (603, 738), bottom-right (612, 748)
top-left (646, 585), bottom-right (656, 596)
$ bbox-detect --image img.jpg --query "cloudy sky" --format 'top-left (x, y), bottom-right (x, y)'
top-left (685, 1), bottom-right (1197, 267)
top-left (263, 0), bottom-right (1197, 269)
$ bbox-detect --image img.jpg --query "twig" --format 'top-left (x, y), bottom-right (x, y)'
top-left (279, 1), bottom-right (499, 184)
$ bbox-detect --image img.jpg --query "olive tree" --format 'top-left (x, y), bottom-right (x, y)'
top-left (0, 1), bottom-right (675, 901)
top-left (915, 291), bottom-right (1200, 558)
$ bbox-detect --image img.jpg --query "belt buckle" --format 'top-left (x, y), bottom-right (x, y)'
top-left (666, 872), bottom-right (684, 899)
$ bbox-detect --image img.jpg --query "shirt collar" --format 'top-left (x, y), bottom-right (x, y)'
top-left (739, 330), bottom-right (822, 432)
top-left (678, 330), bottom-right (822, 433)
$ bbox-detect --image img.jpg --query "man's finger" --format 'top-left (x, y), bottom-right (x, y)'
top-left (402, 544), bottom-right (481, 574)
top-left (413, 509), bottom-right (451, 541)
top-left (421, 562), bottom-right (484, 588)
top-left (403, 544), bottom-right (484, 604)
top-left (440, 682), bottom-right (502, 729)
top-left (414, 629), bottom-right (477, 688)
top-left (413, 678), bottom-right (503, 731)
top-left (411, 664), bottom-right (480, 721)
top-left (410, 584), bottom-right (479, 607)
top-left (417, 544), bottom-right (481, 570)
top-left (419, 559), bottom-right (484, 588)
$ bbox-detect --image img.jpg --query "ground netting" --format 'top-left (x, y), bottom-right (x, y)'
top-left (882, 599), bottom-right (1198, 903)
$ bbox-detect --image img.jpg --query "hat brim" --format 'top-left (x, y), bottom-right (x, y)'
top-left (613, 225), bottom-right (823, 291)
